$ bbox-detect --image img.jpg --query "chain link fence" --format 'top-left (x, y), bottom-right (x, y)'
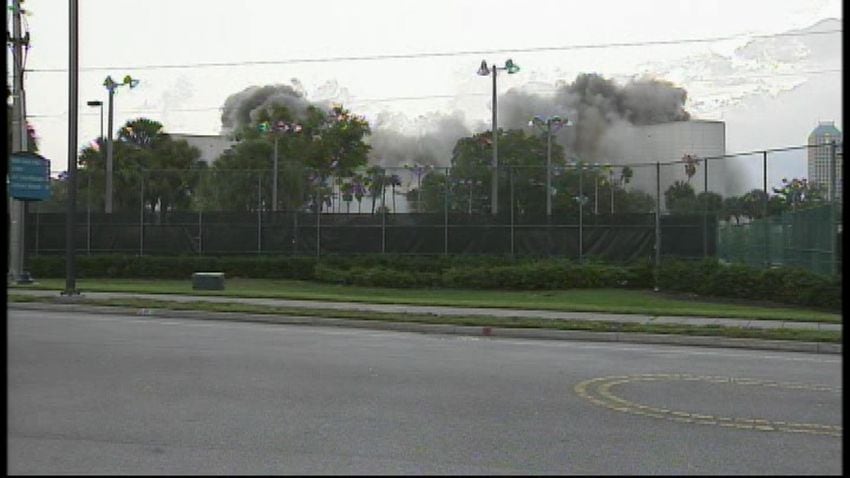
top-left (25, 142), bottom-right (841, 277)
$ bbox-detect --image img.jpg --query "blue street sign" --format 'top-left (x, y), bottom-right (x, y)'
top-left (9, 152), bottom-right (51, 201)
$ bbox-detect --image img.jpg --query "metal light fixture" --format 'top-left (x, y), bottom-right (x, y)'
top-left (531, 115), bottom-right (571, 216)
top-left (259, 119), bottom-right (303, 212)
top-left (102, 74), bottom-right (140, 213)
top-left (477, 58), bottom-right (521, 215)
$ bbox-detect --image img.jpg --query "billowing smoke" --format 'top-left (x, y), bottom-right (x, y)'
top-left (367, 110), bottom-right (471, 169)
top-left (500, 73), bottom-right (691, 162)
top-left (220, 83), bottom-right (327, 136)
top-left (220, 82), bottom-right (469, 170)
top-left (219, 75), bottom-right (736, 199)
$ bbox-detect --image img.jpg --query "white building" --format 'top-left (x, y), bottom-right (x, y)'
top-left (171, 133), bottom-right (236, 165)
top-left (807, 121), bottom-right (842, 201)
top-left (603, 120), bottom-right (727, 210)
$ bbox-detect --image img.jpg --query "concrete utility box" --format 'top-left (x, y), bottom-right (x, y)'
top-left (192, 272), bottom-right (225, 290)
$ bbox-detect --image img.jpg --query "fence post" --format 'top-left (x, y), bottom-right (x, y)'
top-left (703, 157), bottom-right (708, 258)
top-left (510, 166), bottom-right (515, 257)
top-left (198, 209), bottom-right (203, 255)
top-left (316, 188), bottom-right (321, 259)
top-left (578, 164), bottom-right (584, 263)
top-left (257, 173), bottom-right (262, 255)
top-left (381, 195), bottom-right (386, 254)
top-left (444, 168), bottom-right (449, 256)
top-left (654, 162), bottom-right (661, 292)
top-left (292, 211), bottom-right (298, 256)
top-left (763, 150), bottom-right (769, 268)
top-left (830, 140), bottom-right (837, 276)
top-left (139, 172), bottom-right (144, 256)
top-left (34, 202), bottom-right (39, 257)
top-left (87, 173), bottom-right (91, 255)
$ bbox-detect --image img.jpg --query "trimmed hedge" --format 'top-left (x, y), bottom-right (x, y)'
top-left (25, 254), bottom-right (840, 310)
top-left (27, 254), bottom-right (316, 280)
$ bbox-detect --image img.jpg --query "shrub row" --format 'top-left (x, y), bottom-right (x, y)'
top-left (27, 254), bottom-right (316, 280)
top-left (25, 254), bottom-right (840, 310)
top-left (658, 259), bottom-right (842, 310)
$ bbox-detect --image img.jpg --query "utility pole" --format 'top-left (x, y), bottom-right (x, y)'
top-left (8, 0), bottom-right (30, 283)
top-left (64, 0), bottom-right (79, 295)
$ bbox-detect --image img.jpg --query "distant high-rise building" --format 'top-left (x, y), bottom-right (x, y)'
top-left (807, 121), bottom-right (842, 201)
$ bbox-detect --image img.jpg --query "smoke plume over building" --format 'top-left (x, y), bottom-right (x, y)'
top-left (220, 83), bottom-right (325, 136)
top-left (218, 74), bottom-right (734, 201)
top-left (500, 73), bottom-right (691, 162)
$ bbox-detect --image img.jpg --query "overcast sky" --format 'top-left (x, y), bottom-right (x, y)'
top-left (9, 0), bottom-right (843, 187)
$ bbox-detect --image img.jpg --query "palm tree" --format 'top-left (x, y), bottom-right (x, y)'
top-left (620, 166), bottom-right (633, 190)
top-left (388, 174), bottom-right (402, 212)
top-left (366, 166), bottom-right (386, 214)
top-left (683, 154), bottom-right (698, 183)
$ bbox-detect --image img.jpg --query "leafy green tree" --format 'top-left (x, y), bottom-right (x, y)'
top-left (663, 180), bottom-right (697, 214)
top-left (76, 118), bottom-right (203, 213)
top-left (740, 189), bottom-right (770, 220)
top-left (772, 177), bottom-right (826, 211)
top-left (429, 129), bottom-right (565, 215)
top-left (696, 191), bottom-right (723, 215)
top-left (210, 103), bottom-right (371, 212)
top-left (721, 196), bottom-right (745, 224)
top-left (617, 189), bottom-right (657, 213)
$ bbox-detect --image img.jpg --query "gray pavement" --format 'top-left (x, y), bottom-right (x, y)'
top-left (7, 288), bottom-right (842, 354)
top-left (7, 308), bottom-right (843, 475)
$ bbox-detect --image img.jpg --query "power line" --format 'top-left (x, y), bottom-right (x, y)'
top-left (24, 67), bottom-right (842, 119)
top-left (24, 29), bottom-right (842, 73)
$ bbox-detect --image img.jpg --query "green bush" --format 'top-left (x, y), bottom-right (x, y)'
top-left (25, 253), bottom-right (840, 310)
top-left (314, 264), bottom-right (438, 288)
top-left (656, 259), bottom-right (840, 310)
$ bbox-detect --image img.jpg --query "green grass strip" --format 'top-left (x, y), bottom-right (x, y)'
top-left (10, 278), bottom-right (841, 323)
top-left (8, 294), bottom-right (840, 344)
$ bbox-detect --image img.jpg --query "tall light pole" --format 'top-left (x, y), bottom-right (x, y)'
top-left (259, 120), bottom-right (302, 212)
top-left (65, 0), bottom-right (79, 295)
top-left (477, 58), bottom-right (519, 215)
top-left (86, 100), bottom-right (103, 140)
top-left (86, 100), bottom-right (102, 255)
top-left (103, 74), bottom-right (139, 213)
top-left (530, 115), bottom-right (569, 216)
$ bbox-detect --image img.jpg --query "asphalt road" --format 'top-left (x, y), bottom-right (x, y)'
top-left (8, 309), bottom-right (842, 475)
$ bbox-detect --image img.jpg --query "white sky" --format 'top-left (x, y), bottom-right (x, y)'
top-left (9, 0), bottom-right (844, 182)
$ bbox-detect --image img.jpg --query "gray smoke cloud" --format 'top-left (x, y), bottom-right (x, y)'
top-left (220, 82), bottom-right (327, 136)
top-left (219, 75), bottom-right (737, 199)
top-left (367, 110), bottom-right (471, 169)
top-left (220, 82), bottom-right (469, 172)
top-left (500, 73), bottom-right (691, 162)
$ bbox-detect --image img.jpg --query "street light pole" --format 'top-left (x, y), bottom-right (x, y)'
top-left (64, 0), bottom-right (79, 295)
top-left (491, 65), bottom-right (498, 216)
top-left (478, 59), bottom-right (519, 215)
top-left (273, 135), bottom-right (279, 211)
top-left (87, 100), bottom-right (103, 140)
top-left (86, 100), bottom-right (102, 256)
top-left (530, 115), bottom-right (568, 216)
top-left (260, 120), bottom-right (302, 212)
top-left (105, 85), bottom-right (114, 213)
top-left (103, 75), bottom-right (139, 213)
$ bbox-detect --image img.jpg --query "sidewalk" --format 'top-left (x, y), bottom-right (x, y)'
top-left (9, 288), bottom-right (841, 332)
top-left (8, 288), bottom-right (842, 354)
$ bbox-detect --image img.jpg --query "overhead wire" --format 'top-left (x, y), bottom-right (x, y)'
top-left (23, 67), bottom-right (842, 119)
top-left (23, 28), bottom-right (842, 73)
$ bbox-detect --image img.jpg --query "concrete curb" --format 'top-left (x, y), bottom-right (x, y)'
top-left (9, 302), bottom-right (841, 355)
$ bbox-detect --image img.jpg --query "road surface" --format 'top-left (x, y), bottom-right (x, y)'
top-left (8, 309), bottom-right (842, 474)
